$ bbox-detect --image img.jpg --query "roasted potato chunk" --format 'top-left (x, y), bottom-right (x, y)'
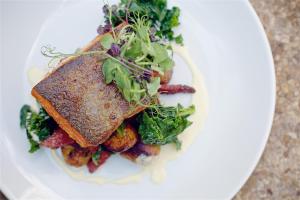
top-left (103, 124), bottom-right (138, 152)
top-left (61, 145), bottom-right (93, 167)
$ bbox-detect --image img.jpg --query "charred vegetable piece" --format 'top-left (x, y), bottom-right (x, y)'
top-left (61, 145), bottom-right (94, 167)
top-left (135, 143), bottom-right (160, 156)
top-left (159, 84), bottom-right (196, 94)
top-left (152, 69), bottom-right (173, 84)
top-left (121, 142), bottom-right (160, 162)
top-left (120, 148), bottom-right (140, 162)
top-left (87, 150), bottom-right (111, 173)
top-left (103, 124), bottom-right (138, 152)
top-left (41, 128), bottom-right (75, 149)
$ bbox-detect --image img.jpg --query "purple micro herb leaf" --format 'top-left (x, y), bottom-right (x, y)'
top-left (102, 4), bottom-right (109, 15)
top-left (97, 24), bottom-right (112, 35)
top-left (108, 43), bottom-right (121, 57)
top-left (143, 71), bottom-right (152, 82)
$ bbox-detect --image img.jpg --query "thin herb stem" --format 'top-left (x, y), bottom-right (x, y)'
top-left (120, 32), bottom-right (135, 57)
top-left (109, 7), bottom-right (117, 40)
top-left (129, 89), bottom-right (146, 93)
top-left (120, 57), bottom-right (152, 74)
top-left (135, 54), bottom-right (147, 63)
top-left (125, 0), bottom-right (132, 23)
top-left (117, 24), bottom-right (133, 43)
top-left (135, 61), bottom-right (153, 65)
top-left (41, 45), bottom-right (153, 79)
top-left (105, 54), bottom-right (145, 75)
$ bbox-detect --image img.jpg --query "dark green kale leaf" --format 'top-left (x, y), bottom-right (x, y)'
top-left (129, 0), bottom-right (182, 44)
top-left (20, 105), bottom-right (57, 153)
top-left (26, 131), bottom-right (40, 153)
top-left (103, 0), bottom-right (183, 44)
top-left (138, 104), bottom-right (195, 149)
top-left (20, 105), bottom-right (31, 128)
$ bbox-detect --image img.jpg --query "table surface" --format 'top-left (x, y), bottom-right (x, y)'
top-left (1, 0), bottom-right (299, 199)
top-left (235, 0), bottom-right (300, 199)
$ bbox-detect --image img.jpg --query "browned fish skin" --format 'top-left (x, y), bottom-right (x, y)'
top-left (32, 29), bottom-right (146, 147)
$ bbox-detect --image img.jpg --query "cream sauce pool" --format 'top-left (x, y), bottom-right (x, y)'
top-left (28, 45), bottom-right (209, 184)
top-left (27, 67), bottom-right (48, 86)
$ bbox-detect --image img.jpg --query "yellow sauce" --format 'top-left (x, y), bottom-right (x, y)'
top-left (51, 150), bottom-right (146, 184)
top-left (27, 67), bottom-right (49, 111)
top-left (48, 45), bottom-right (208, 184)
top-left (27, 67), bottom-right (47, 86)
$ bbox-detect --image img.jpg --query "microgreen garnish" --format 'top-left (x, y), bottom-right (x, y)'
top-left (41, 45), bottom-right (107, 67)
top-left (41, 13), bottom-right (173, 104)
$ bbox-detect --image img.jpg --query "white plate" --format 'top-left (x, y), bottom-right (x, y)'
top-left (0, 0), bottom-right (275, 199)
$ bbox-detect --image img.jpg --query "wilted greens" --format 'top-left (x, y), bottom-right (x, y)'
top-left (103, 0), bottom-right (183, 45)
top-left (20, 105), bottom-right (57, 153)
top-left (138, 104), bottom-right (195, 149)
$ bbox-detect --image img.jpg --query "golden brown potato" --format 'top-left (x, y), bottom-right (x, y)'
top-left (61, 145), bottom-right (93, 167)
top-left (103, 124), bottom-right (138, 152)
top-left (121, 142), bottom-right (161, 162)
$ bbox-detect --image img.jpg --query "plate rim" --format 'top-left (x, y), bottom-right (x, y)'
top-left (225, 1), bottom-right (276, 198)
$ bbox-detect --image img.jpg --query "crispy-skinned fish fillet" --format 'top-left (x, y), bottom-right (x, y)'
top-left (32, 24), bottom-right (147, 147)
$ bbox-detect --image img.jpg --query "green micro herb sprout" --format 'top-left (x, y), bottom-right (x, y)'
top-left (100, 14), bottom-right (173, 103)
